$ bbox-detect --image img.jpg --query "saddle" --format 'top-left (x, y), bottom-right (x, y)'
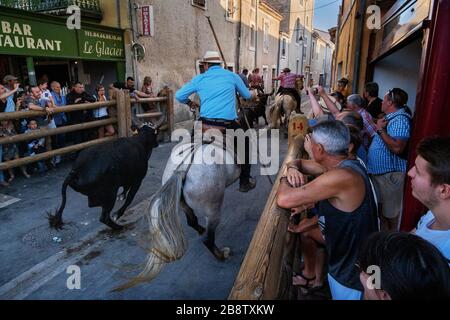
top-left (277, 89), bottom-right (298, 102)
top-left (201, 122), bottom-right (226, 135)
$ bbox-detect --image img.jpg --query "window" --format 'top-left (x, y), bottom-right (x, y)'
top-left (306, 16), bottom-right (309, 29)
top-left (303, 36), bottom-right (307, 60)
top-left (295, 18), bottom-right (301, 44)
top-left (251, 0), bottom-right (257, 7)
top-left (226, 63), bottom-right (235, 72)
top-left (263, 20), bottom-right (270, 53)
top-left (250, 24), bottom-right (256, 50)
top-left (226, 0), bottom-right (237, 20)
top-left (312, 41), bottom-right (316, 60)
top-left (337, 62), bottom-right (343, 81)
top-left (281, 38), bottom-right (287, 57)
top-left (192, 0), bottom-right (206, 9)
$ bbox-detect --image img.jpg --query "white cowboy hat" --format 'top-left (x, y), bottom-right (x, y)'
top-left (202, 51), bottom-right (223, 64)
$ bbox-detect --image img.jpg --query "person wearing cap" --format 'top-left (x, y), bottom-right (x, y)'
top-left (273, 68), bottom-right (303, 114)
top-left (175, 50), bottom-right (256, 192)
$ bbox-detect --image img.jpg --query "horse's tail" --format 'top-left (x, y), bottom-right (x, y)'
top-left (48, 171), bottom-right (73, 229)
top-left (112, 171), bottom-right (187, 292)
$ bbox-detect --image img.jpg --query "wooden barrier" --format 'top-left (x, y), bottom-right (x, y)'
top-left (229, 114), bottom-right (309, 300)
top-left (130, 88), bottom-right (175, 135)
top-left (0, 89), bottom-right (174, 171)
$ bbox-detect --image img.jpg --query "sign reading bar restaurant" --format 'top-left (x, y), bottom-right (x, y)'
top-left (0, 9), bottom-right (125, 61)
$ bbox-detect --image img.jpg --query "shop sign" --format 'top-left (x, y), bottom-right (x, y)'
top-left (0, 15), bottom-right (78, 57)
top-left (78, 29), bottom-right (125, 60)
top-left (0, 11), bottom-right (125, 61)
top-left (141, 6), bottom-right (154, 37)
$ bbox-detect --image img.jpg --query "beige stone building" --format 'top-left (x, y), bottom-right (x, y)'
top-left (131, 0), bottom-right (242, 123)
top-left (129, 0), bottom-right (284, 123)
top-left (310, 28), bottom-right (335, 88)
top-left (268, 0), bottom-right (315, 82)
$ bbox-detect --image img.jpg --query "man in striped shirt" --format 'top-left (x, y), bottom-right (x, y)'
top-left (273, 68), bottom-right (303, 113)
top-left (367, 88), bottom-right (411, 231)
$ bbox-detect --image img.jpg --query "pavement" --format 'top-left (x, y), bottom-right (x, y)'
top-left (0, 122), bottom-right (288, 300)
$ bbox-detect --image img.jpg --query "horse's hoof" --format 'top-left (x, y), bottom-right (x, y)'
top-left (222, 247), bottom-right (231, 259)
top-left (196, 225), bottom-right (206, 235)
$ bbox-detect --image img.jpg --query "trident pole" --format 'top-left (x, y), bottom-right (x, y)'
top-left (205, 16), bottom-right (228, 69)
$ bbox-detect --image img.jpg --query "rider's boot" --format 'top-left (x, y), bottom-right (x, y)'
top-left (239, 176), bottom-right (256, 192)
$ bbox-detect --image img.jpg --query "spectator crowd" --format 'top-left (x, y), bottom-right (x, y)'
top-left (276, 76), bottom-right (450, 300)
top-left (0, 74), bottom-right (158, 187)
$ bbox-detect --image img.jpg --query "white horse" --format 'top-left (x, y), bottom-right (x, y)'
top-left (160, 129), bottom-right (243, 261)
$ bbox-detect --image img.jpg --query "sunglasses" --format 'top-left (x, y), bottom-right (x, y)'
top-left (387, 89), bottom-right (395, 101)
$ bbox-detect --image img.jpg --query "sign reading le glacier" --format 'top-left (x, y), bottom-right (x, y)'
top-left (80, 30), bottom-right (124, 59)
top-left (0, 15), bottom-right (125, 61)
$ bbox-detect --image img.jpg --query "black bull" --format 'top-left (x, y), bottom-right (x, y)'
top-left (48, 126), bottom-right (159, 230)
top-left (240, 90), bottom-right (274, 128)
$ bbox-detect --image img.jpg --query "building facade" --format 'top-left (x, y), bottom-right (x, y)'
top-left (310, 28), bottom-right (335, 88)
top-left (269, 0), bottom-right (315, 82)
top-left (0, 1), bottom-right (307, 124)
top-left (131, 0), bottom-right (283, 123)
top-left (0, 0), bottom-right (131, 94)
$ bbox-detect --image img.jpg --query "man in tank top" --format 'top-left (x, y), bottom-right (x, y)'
top-left (276, 120), bottom-right (379, 300)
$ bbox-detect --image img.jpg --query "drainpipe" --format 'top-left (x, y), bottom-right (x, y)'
top-left (128, 1), bottom-right (139, 86)
top-left (116, 0), bottom-right (121, 28)
top-left (254, 2), bottom-right (258, 69)
top-left (352, 0), bottom-right (366, 93)
top-left (332, 8), bottom-right (341, 89)
top-left (236, 0), bottom-right (243, 72)
top-left (276, 31), bottom-right (281, 76)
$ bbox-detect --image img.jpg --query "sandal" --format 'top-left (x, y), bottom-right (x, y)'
top-left (293, 271), bottom-right (316, 288)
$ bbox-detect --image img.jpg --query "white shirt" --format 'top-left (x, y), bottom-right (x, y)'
top-left (415, 210), bottom-right (450, 263)
top-left (41, 89), bottom-right (52, 102)
top-left (93, 95), bottom-right (109, 118)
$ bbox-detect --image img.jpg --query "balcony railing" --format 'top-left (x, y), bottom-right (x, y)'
top-left (0, 0), bottom-right (102, 21)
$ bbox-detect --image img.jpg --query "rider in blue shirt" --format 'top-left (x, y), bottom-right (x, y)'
top-left (176, 51), bottom-right (256, 192)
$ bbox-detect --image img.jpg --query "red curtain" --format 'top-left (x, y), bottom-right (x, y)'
top-left (400, 0), bottom-right (450, 231)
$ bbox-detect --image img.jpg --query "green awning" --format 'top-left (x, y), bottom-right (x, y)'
top-left (0, 6), bottom-right (125, 61)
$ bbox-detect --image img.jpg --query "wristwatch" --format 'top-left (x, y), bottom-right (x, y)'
top-left (377, 128), bottom-right (384, 135)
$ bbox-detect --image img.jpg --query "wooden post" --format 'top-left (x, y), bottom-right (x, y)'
top-left (167, 89), bottom-right (174, 135)
top-left (116, 90), bottom-right (127, 138)
top-left (288, 114), bottom-right (309, 145)
top-left (229, 134), bottom-right (306, 300)
top-left (124, 92), bottom-right (132, 137)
